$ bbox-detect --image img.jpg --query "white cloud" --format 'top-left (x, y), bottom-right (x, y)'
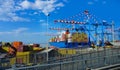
top-left (33, 12), bottom-right (38, 15)
top-left (0, 32), bottom-right (13, 35)
top-left (41, 23), bottom-right (49, 26)
top-left (102, 1), bottom-right (107, 4)
top-left (19, 0), bottom-right (64, 16)
top-left (0, 0), bottom-right (65, 21)
top-left (94, 0), bottom-right (99, 2)
top-left (88, 1), bottom-right (94, 5)
top-left (15, 6), bottom-right (22, 11)
top-left (39, 19), bottom-right (49, 26)
top-left (0, 0), bottom-right (29, 22)
top-left (39, 19), bottom-right (45, 22)
top-left (88, 0), bottom-right (107, 5)
top-left (0, 31), bottom-right (45, 36)
top-left (19, 0), bottom-right (32, 9)
top-left (0, 27), bottom-right (50, 36)
top-left (0, 27), bottom-right (29, 35)
top-left (20, 12), bottom-right (27, 15)
top-left (13, 27), bottom-right (29, 34)
top-left (63, 0), bottom-right (68, 3)
top-left (24, 32), bottom-right (45, 35)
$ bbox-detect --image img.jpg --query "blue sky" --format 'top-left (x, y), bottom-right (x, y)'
top-left (0, 0), bottom-right (120, 45)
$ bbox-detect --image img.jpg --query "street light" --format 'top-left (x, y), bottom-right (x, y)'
top-left (112, 21), bottom-right (114, 45)
top-left (46, 13), bottom-right (50, 61)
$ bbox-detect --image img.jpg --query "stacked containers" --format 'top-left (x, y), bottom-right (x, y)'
top-left (12, 41), bottom-right (23, 52)
top-left (67, 33), bottom-right (72, 43)
top-left (49, 37), bottom-right (56, 42)
top-left (84, 33), bottom-right (88, 42)
top-left (80, 33), bottom-right (83, 42)
top-left (72, 33), bottom-right (75, 42)
top-left (72, 32), bottom-right (82, 42)
top-left (59, 35), bottom-right (62, 41)
top-left (49, 39), bottom-right (52, 42)
top-left (9, 47), bottom-right (14, 54)
top-left (49, 30), bottom-right (71, 42)
top-left (81, 32), bottom-right (88, 42)
top-left (53, 37), bottom-right (56, 42)
top-left (65, 30), bottom-right (70, 34)
top-left (33, 44), bottom-right (39, 47)
top-left (59, 30), bottom-right (70, 42)
top-left (72, 32), bottom-right (88, 42)
top-left (77, 32), bottom-right (82, 42)
top-left (61, 32), bottom-right (66, 41)
top-left (56, 36), bottom-right (60, 42)
top-left (49, 31), bottom-right (88, 43)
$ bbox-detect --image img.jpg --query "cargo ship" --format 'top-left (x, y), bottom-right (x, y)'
top-left (49, 29), bottom-right (90, 48)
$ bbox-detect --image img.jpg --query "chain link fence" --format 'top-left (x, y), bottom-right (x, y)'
top-left (7, 48), bottom-right (120, 70)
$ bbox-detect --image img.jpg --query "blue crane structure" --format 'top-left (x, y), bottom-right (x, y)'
top-left (49, 10), bottom-right (114, 47)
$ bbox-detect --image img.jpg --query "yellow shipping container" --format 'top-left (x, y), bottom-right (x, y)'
top-left (78, 39), bottom-right (82, 42)
top-left (10, 57), bottom-right (16, 65)
top-left (58, 49), bottom-right (76, 55)
top-left (33, 47), bottom-right (43, 51)
top-left (58, 49), bottom-right (67, 55)
top-left (10, 52), bottom-right (31, 65)
top-left (67, 49), bottom-right (76, 54)
top-left (2, 47), bottom-right (9, 52)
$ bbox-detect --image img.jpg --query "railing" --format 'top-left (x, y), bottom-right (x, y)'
top-left (7, 48), bottom-right (120, 70)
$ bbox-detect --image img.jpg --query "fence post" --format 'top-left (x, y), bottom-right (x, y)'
top-left (85, 60), bottom-right (87, 69)
top-left (81, 54), bottom-right (85, 69)
top-left (103, 47), bottom-right (106, 66)
top-left (72, 56), bottom-right (74, 70)
top-left (34, 54), bottom-right (37, 64)
top-left (60, 59), bottom-right (62, 70)
top-left (12, 64), bottom-right (16, 70)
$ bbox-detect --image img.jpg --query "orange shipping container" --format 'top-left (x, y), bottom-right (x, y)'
top-left (61, 33), bottom-right (66, 41)
top-left (12, 41), bottom-right (23, 49)
top-left (9, 47), bottom-right (14, 54)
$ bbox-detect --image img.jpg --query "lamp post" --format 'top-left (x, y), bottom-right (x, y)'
top-left (46, 14), bottom-right (49, 61)
top-left (112, 21), bottom-right (114, 45)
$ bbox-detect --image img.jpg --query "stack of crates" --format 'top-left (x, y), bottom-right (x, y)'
top-left (81, 32), bottom-right (88, 42)
top-left (10, 52), bottom-right (31, 65)
top-left (12, 41), bottom-right (23, 52)
top-left (72, 32), bottom-right (88, 43)
top-left (58, 49), bottom-right (76, 55)
top-left (72, 32), bottom-right (82, 42)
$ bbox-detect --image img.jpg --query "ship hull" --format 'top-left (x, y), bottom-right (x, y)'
top-left (49, 41), bottom-right (89, 48)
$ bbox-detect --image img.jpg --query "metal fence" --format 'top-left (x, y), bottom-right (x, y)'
top-left (8, 48), bottom-right (120, 70)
